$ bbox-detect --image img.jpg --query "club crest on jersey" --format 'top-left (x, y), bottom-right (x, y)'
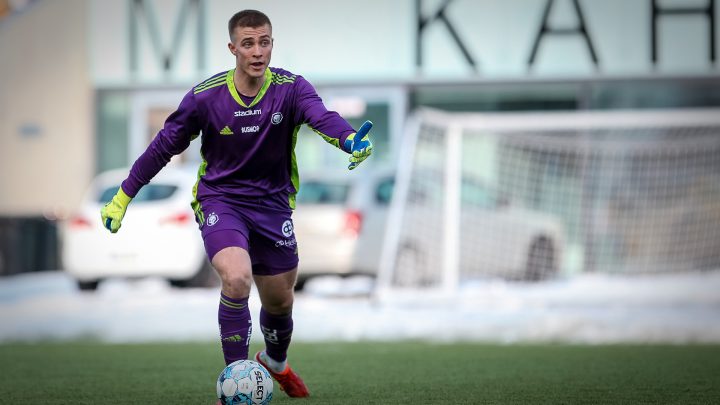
top-left (207, 212), bottom-right (219, 227)
top-left (271, 112), bottom-right (283, 125)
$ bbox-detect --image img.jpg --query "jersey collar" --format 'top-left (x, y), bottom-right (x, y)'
top-left (226, 68), bottom-right (272, 109)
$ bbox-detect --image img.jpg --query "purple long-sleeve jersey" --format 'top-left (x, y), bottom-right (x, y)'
top-left (121, 67), bottom-right (355, 210)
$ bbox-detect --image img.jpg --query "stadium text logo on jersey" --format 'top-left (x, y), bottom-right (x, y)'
top-left (271, 112), bottom-right (283, 125)
top-left (235, 108), bottom-right (261, 117)
top-left (207, 212), bottom-right (219, 227)
top-left (281, 219), bottom-right (293, 237)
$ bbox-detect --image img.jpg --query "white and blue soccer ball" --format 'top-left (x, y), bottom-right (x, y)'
top-left (217, 360), bottom-right (274, 405)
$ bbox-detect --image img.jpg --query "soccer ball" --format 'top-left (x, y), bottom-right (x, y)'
top-left (217, 360), bottom-right (274, 405)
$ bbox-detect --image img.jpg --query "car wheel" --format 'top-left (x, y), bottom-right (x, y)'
top-left (77, 280), bottom-right (99, 291)
top-left (170, 260), bottom-right (219, 288)
top-left (525, 237), bottom-right (556, 281)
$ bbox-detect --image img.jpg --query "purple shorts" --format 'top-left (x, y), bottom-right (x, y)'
top-left (194, 193), bottom-right (298, 276)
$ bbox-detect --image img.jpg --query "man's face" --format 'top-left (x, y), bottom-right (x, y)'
top-left (228, 24), bottom-right (273, 80)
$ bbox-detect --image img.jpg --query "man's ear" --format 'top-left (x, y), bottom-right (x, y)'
top-left (228, 42), bottom-right (236, 55)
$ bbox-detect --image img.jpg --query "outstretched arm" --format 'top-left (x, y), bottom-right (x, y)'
top-left (294, 76), bottom-right (374, 170)
top-left (101, 90), bottom-right (201, 233)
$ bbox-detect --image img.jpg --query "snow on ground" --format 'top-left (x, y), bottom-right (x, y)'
top-left (0, 271), bottom-right (719, 344)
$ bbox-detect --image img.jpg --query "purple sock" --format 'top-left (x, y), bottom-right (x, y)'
top-left (218, 293), bottom-right (251, 365)
top-left (259, 308), bottom-right (293, 362)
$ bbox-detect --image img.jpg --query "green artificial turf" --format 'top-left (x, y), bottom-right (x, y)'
top-left (0, 342), bottom-right (718, 404)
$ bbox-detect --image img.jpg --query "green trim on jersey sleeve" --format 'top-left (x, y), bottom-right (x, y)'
top-left (309, 126), bottom-right (344, 151)
top-left (271, 72), bottom-right (296, 85)
top-left (193, 75), bottom-right (226, 94)
top-left (226, 68), bottom-right (272, 109)
top-left (288, 125), bottom-right (302, 210)
top-left (190, 154), bottom-right (208, 225)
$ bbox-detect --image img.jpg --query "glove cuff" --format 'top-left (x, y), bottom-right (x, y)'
top-left (343, 132), bottom-right (356, 153)
top-left (116, 187), bottom-right (133, 206)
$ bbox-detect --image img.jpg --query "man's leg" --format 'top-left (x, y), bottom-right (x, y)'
top-left (253, 268), bottom-right (309, 397)
top-left (254, 268), bottom-right (297, 368)
top-left (210, 240), bottom-right (253, 365)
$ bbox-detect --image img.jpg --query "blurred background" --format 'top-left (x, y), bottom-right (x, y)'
top-left (1, 0), bottom-right (719, 344)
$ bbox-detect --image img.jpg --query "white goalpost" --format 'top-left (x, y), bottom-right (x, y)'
top-left (377, 108), bottom-right (720, 293)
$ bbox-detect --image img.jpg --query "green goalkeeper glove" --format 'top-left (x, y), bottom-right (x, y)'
top-left (100, 187), bottom-right (132, 233)
top-left (343, 120), bottom-right (373, 170)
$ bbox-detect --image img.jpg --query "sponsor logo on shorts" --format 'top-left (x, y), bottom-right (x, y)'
top-left (275, 237), bottom-right (297, 248)
top-left (271, 112), bottom-right (283, 125)
top-left (207, 212), bottom-right (219, 226)
top-left (281, 219), bottom-right (293, 237)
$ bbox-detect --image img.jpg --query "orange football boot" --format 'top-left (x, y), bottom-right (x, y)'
top-left (255, 351), bottom-right (310, 398)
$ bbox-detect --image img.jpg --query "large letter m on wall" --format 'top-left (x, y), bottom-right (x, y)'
top-left (129, 0), bottom-right (206, 76)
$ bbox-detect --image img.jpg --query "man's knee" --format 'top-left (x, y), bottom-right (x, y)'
top-left (255, 269), bottom-right (297, 314)
top-left (212, 247), bottom-right (253, 297)
top-left (264, 294), bottom-right (294, 315)
top-left (221, 270), bottom-right (252, 293)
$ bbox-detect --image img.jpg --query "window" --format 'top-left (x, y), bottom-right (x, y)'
top-left (375, 177), bottom-right (394, 205)
top-left (296, 181), bottom-right (350, 204)
top-left (98, 184), bottom-right (177, 203)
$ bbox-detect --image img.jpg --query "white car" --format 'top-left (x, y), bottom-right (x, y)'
top-left (60, 166), bottom-right (214, 290)
top-left (392, 174), bottom-right (566, 285)
top-left (292, 169), bottom-right (392, 282)
top-left (293, 169), bottom-right (565, 285)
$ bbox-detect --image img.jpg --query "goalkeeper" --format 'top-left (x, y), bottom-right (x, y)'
top-left (100, 9), bottom-right (372, 399)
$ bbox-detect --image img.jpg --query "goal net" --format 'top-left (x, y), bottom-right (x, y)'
top-left (377, 108), bottom-right (720, 291)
